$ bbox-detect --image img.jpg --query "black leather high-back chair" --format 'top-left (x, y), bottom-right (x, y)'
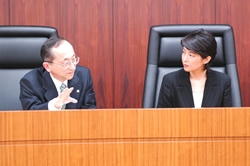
top-left (0, 26), bottom-right (59, 110)
top-left (142, 24), bottom-right (242, 108)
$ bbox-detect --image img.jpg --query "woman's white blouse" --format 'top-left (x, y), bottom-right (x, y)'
top-left (193, 92), bottom-right (203, 108)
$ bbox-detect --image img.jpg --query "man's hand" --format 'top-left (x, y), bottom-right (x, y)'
top-left (54, 87), bottom-right (78, 109)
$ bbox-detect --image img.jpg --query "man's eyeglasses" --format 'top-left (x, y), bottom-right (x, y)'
top-left (45, 56), bottom-right (80, 69)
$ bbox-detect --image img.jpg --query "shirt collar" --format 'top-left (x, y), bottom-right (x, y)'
top-left (49, 73), bottom-right (68, 95)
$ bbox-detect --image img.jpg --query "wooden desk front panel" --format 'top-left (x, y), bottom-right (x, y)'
top-left (0, 108), bottom-right (250, 166)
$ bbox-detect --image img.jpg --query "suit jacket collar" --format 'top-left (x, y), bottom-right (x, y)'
top-left (202, 69), bottom-right (219, 107)
top-left (42, 70), bottom-right (81, 109)
top-left (177, 70), bottom-right (194, 107)
top-left (67, 74), bottom-right (81, 109)
top-left (43, 71), bottom-right (57, 101)
top-left (177, 69), bottom-right (219, 107)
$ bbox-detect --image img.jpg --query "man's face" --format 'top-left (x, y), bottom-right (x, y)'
top-left (44, 41), bottom-right (77, 82)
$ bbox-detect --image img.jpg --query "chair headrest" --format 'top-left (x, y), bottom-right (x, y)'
top-left (147, 24), bottom-right (237, 68)
top-left (158, 37), bottom-right (225, 67)
top-left (0, 26), bottom-right (58, 69)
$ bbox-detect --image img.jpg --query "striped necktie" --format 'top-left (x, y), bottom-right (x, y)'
top-left (60, 83), bottom-right (67, 109)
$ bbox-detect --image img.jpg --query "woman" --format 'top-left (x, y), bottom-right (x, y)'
top-left (157, 29), bottom-right (232, 108)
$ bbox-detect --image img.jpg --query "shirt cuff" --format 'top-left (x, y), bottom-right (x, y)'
top-left (48, 98), bottom-right (62, 111)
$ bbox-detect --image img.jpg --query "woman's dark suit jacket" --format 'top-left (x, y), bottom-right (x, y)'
top-left (157, 69), bottom-right (232, 108)
top-left (19, 66), bottom-right (96, 110)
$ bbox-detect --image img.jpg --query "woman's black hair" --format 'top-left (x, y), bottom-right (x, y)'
top-left (181, 29), bottom-right (217, 69)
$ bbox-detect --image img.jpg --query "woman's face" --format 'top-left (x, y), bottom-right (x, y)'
top-left (182, 47), bottom-right (211, 72)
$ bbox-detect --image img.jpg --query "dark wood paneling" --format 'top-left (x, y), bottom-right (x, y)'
top-left (113, 0), bottom-right (215, 108)
top-left (216, 0), bottom-right (250, 106)
top-left (9, 0), bottom-right (113, 108)
top-left (0, 0), bottom-right (9, 24)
